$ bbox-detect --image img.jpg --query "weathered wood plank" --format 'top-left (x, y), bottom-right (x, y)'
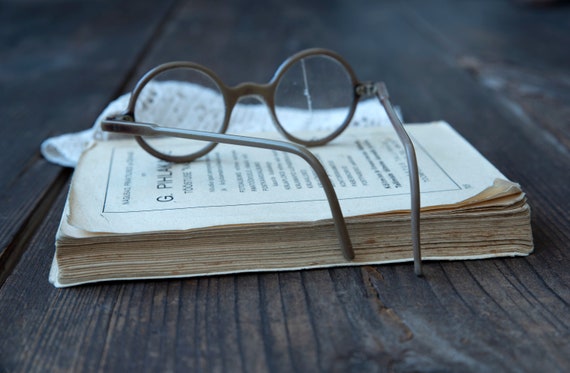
top-left (0, 0), bottom-right (177, 279)
top-left (404, 0), bottom-right (570, 156)
top-left (0, 0), bottom-right (569, 372)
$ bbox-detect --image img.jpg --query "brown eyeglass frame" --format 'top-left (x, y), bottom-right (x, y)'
top-left (102, 48), bottom-right (423, 276)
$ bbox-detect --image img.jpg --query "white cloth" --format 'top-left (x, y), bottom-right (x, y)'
top-left (41, 81), bottom-right (398, 167)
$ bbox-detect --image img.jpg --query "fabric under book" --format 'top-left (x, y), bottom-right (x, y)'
top-left (49, 121), bottom-right (533, 287)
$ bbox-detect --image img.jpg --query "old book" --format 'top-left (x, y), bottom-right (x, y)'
top-left (49, 121), bottom-right (533, 287)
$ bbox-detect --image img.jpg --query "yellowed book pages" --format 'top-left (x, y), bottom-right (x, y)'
top-left (50, 122), bottom-right (533, 287)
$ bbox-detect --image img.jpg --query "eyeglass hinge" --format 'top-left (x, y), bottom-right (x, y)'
top-left (107, 111), bottom-right (134, 122)
top-left (355, 82), bottom-right (378, 98)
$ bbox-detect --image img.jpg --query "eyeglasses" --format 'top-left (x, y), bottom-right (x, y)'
top-left (102, 48), bottom-right (422, 275)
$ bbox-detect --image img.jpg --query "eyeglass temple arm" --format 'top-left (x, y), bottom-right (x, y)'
top-left (101, 119), bottom-right (355, 261)
top-left (375, 83), bottom-right (423, 276)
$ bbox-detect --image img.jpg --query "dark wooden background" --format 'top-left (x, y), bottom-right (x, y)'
top-left (1, 0), bottom-right (569, 371)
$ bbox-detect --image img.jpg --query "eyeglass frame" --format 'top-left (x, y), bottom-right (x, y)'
top-left (102, 48), bottom-right (423, 276)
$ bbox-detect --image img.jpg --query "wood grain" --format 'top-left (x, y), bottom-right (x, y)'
top-left (0, 0), bottom-right (177, 280)
top-left (0, 0), bottom-right (568, 371)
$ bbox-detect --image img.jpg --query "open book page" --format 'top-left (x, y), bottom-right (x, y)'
top-left (67, 121), bottom-right (512, 234)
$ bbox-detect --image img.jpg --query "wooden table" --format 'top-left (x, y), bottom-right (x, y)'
top-left (1, 1), bottom-right (569, 371)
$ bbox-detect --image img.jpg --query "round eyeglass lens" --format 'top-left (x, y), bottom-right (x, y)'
top-left (134, 66), bottom-right (226, 158)
top-left (274, 54), bottom-right (354, 141)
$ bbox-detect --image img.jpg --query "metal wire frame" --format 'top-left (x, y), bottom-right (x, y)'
top-left (102, 48), bottom-right (423, 275)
